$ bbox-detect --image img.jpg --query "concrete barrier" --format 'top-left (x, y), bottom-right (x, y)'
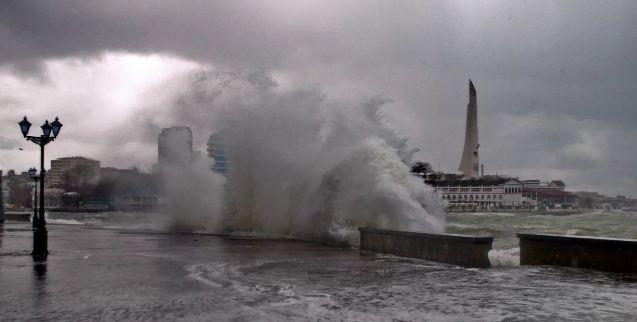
top-left (359, 227), bottom-right (493, 268)
top-left (3, 212), bottom-right (31, 222)
top-left (518, 233), bottom-right (637, 273)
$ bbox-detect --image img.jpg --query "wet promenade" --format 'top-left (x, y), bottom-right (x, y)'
top-left (1, 222), bottom-right (636, 321)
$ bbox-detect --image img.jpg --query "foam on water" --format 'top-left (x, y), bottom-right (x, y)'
top-left (488, 247), bottom-right (520, 266)
top-left (183, 261), bottom-right (437, 321)
top-left (45, 216), bottom-right (85, 226)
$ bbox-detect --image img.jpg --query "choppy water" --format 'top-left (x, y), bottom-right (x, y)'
top-left (45, 209), bottom-right (637, 270)
top-left (1, 221), bottom-right (636, 321)
top-left (47, 209), bottom-right (637, 246)
top-left (445, 210), bottom-right (637, 266)
top-left (43, 209), bottom-right (637, 269)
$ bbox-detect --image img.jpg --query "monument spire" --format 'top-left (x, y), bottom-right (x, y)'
top-left (458, 79), bottom-right (479, 178)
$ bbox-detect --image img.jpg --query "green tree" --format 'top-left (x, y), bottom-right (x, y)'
top-left (8, 181), bottom-right (33, 208)
top-left (411, 161), bottom-right (433, 178)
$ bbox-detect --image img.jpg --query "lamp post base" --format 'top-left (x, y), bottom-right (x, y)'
top-left (32, 226), bottom-right (48, 261)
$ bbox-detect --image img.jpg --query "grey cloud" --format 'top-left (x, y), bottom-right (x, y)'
top-left (0, 136), bottom-right (20, 150)
top-left (1, 0), bottom-right (636, 196)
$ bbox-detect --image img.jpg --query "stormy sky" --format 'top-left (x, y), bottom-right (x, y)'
top-left (1, 0), bottom-right (636, 197)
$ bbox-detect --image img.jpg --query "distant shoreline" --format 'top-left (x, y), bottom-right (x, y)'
top-left (449, 209), bottom-right (584, 216)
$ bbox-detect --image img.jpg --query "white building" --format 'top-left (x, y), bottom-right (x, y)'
top-left (433, 178), bottom-right (576, 211)
top-left (435, 185), bottom-right (505, 211)
top-left (49, 156), bottom-right (101, 187)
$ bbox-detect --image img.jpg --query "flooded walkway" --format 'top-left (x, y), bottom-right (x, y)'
top-left (1, 222), bottom-right (636, 321)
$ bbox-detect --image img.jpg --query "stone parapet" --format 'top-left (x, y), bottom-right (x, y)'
top-left (359, 227), bottom-right (493, 268)
top-left (518, 233), bottom-right (637, 273)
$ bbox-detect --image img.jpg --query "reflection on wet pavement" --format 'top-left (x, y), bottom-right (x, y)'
top-left (1, 222), bottom-right (636, 321)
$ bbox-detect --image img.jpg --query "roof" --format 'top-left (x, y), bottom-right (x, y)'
top-left (427, 177), bottom-right (508, 187)
top-left (550, 180), bottom-right (565, 186)
top-left (523, 188), bottom-right (574, 197)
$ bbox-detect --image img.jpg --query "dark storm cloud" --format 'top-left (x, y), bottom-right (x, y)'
top-left (1, 0), bottom-right (636, 196)
top-left (0, 0), bottom-right (336, 70)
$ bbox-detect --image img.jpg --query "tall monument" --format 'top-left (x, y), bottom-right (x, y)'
top-left (458, 79), bottom-right (480, 178)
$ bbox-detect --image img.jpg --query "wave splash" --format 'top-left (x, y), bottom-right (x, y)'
top-left (161, 70), bottom-right (445, 245)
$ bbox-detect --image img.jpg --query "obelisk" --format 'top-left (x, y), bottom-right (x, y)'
top-left (458, 79), bottom-right (479, 178)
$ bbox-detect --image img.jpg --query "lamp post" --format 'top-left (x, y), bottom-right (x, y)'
top-left (28, 167), bottom-right (38, 228)
top-left (0, 170), bottom-right (4, 225)
top-left (19, 116), bottom-right (63, 260)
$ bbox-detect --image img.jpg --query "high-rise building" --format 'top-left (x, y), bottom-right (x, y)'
top-left (458, 79), bottom-right (480, 178)
top-left (207, 131), bottom-right (230, 175)
top-left (50, 156), bottom-right (101, 187)
top-left (158, 126), bottom-right (193, 173)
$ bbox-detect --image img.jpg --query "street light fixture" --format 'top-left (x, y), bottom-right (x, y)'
top-left (41, 120), bottom-right (52, 138)
top-left (19, 116), bottom-right (31, 138)
top-left (51, 117), bottom-right (63, 138)
top-left (18, 116), bottom-right (63, 260)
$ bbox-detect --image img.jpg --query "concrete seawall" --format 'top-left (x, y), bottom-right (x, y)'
top-left (3, 212), bottom-right (31, 222)
top-left (518, 233), bottom-right (637, 273)
top-left (359, 227), bottom-right (493, 268)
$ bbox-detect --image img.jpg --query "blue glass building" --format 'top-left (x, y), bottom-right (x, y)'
top-left (207, 131), bottom-right (230, 175)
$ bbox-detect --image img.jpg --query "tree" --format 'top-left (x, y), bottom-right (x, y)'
top-left (411, 161), bottom-right (433, 178)
top-left (8, 181), bottom-right (33, 208)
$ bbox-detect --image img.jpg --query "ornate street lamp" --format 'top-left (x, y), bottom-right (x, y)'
top-left (19, 116), bottom-right (63, 260)
top-left (0, 170), bottom-right (4, 225)
top-left (41, 120), bottom-right (52, 138)
top-left (51, 117), bottom-right (63, 138)
top-left (28, 167), bottom-right (38, 228)
top-left (19, 116), bottom-right (31, 138)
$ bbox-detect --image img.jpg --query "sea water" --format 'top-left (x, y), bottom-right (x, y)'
top-left (47, 209), bottom-right (637, 266)
top-left (2, 218), bottom-right (636, 321)
top-left (446, 210), bottom-right (637, 266)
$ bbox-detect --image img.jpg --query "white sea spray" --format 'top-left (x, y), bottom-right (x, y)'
top-left (160, 70), bottom-right (445, 244)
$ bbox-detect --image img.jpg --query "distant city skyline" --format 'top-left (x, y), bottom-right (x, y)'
top-left (1, 1), bottom-right (636, 197)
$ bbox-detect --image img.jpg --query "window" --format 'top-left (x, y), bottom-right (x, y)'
top-left (499, 195), bottom-right (503, 199)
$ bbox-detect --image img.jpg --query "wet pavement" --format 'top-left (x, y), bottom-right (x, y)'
top-left (1, 222), bottom-right (636, 321)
